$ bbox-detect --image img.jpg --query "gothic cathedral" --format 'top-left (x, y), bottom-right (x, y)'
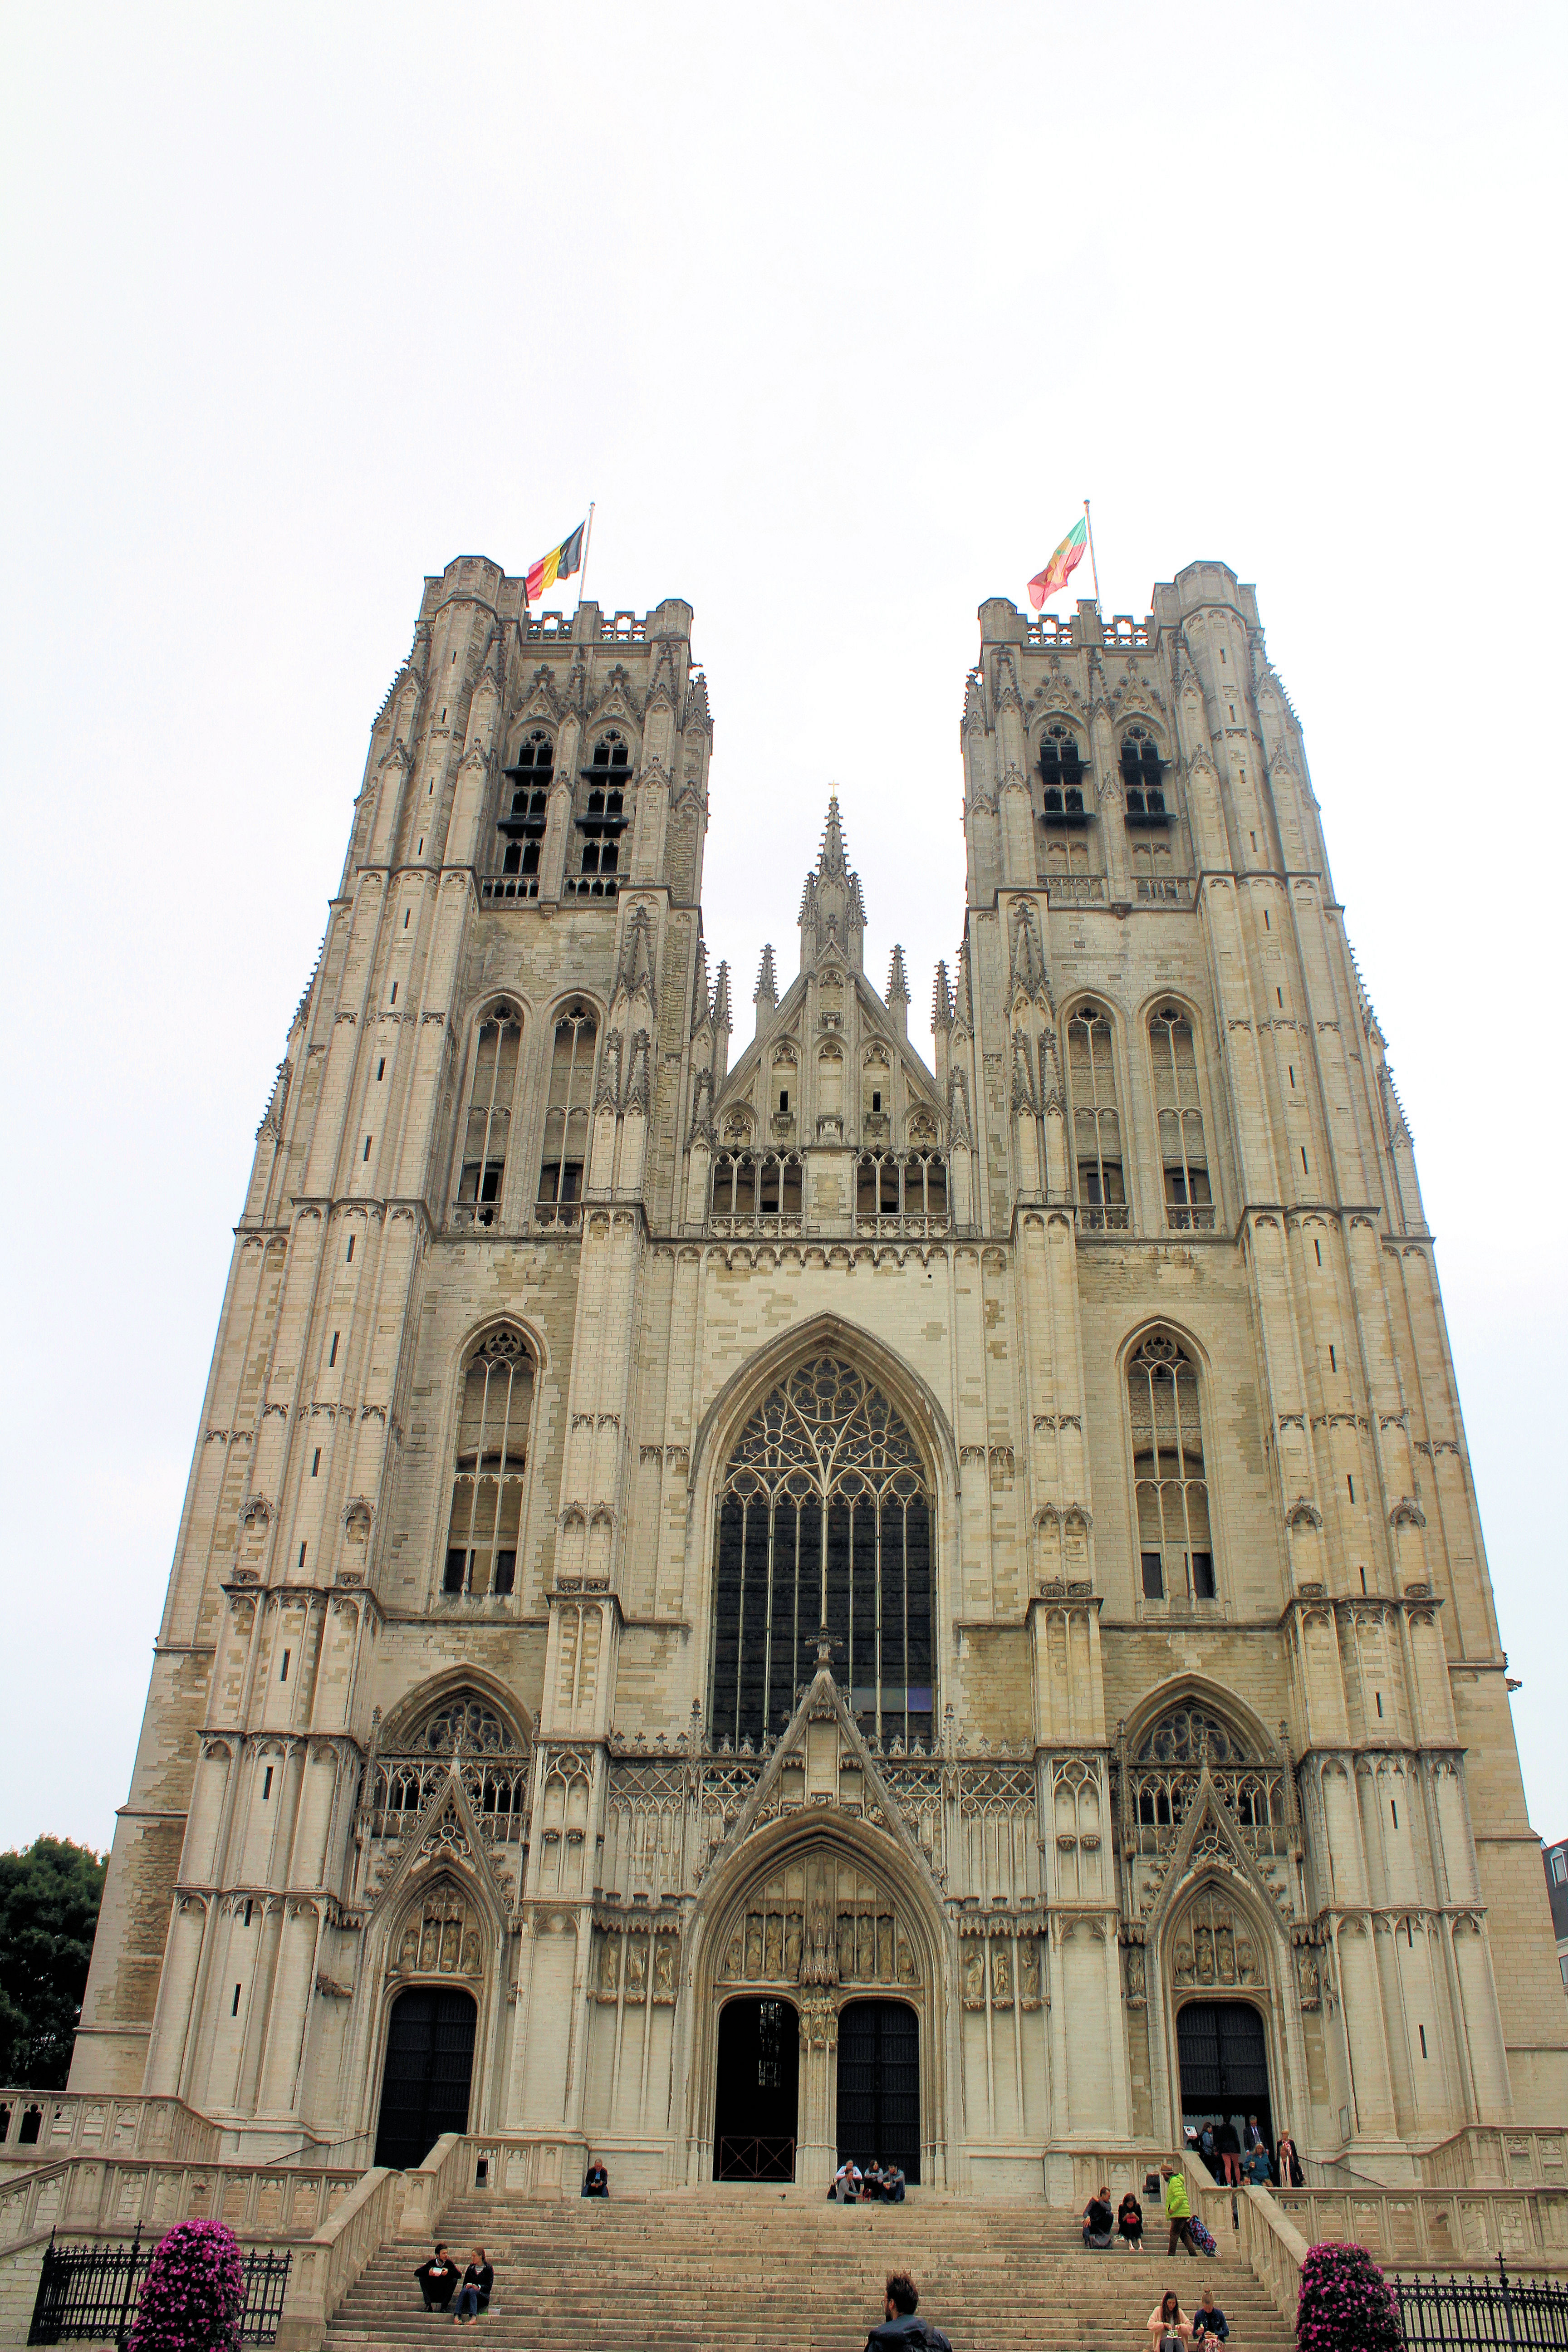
top-left (72, 556), bottom-right (1567, 2194)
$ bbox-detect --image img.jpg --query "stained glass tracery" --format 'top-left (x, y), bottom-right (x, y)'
top-left (711, 1358), bottom-right (933, 1749)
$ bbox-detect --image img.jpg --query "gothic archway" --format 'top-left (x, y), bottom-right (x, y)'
top-left (683, 1823), bottom-right (947, 2193)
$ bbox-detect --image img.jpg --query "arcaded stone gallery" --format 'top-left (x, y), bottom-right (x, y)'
top-left (71, 556), bottom-right (1568, 2196)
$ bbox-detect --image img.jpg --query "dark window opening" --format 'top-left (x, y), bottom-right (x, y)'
top-left (280, 1650), bottom-right (290, 1684)
top-left (232, 1984), bottom-right (242, 2016)
top-left (1141, 1550), bottom-right (1165, 1600)
top-left (1419, 2024), bottom-right (1428, 2058)
top-left (1391, 1800), bottom-right (1399, 1829)
top-left (778, 1088), bottom-right (789, 1112)
top-left (261, 1766), bottom-right (273, 1800)
top-left (537, 1157), bottom-right (583, 1205)
top-left (1163, 1166), bottom-right (1212, 1211)
top-left (329, 1333), bottom-right (339, 1368)
top-left (1039, 723), bottom-right (1088, 824)
top-left (311, 1448), bottom-right (321, 1477)
top-left (1121, 726), bottom-right (1168, 823)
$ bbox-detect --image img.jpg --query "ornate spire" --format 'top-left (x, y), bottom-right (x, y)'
top-left (932, 960), bottom-right (953, 1034)
top-left (798, 791), bottom-right (867, 973)
top-left (754, 943), bottom-right (777, 1008)
top-left (887, 945), bottom-right (910, 1007)
top-left (711, 960), bottom-right (732, 1034)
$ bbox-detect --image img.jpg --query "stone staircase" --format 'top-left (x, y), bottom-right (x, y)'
top-left (327, 2190), bottom-right (1294, 2351)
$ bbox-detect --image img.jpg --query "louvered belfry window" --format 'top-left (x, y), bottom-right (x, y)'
top-left (710, 1357), bottom-right (933, 1749)
top-left (444, 1329), bottom-right (533, 1597)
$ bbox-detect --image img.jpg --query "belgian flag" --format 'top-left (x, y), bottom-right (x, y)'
top-left (525, 520), bottom-right (586, 605)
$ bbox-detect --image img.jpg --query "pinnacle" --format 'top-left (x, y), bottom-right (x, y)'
top-left (818, 791), bottom-right (848, 877)
top-left (711, 960), bottom-right (732, 1033)
top-left (754, 943), bottom-right (778, 1004)
top-left (932, 960), bottom-right (953, 1031)
top-left (887, 945), bottom-right (910, 1005)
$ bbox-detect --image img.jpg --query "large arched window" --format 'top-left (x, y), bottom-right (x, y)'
top-left (1128, 1333), bottom-right (1215, 1602)
top-left (443, 1329), bottom-right (534, 1598)
top-left (1149, 1004), bottom-right (1213, 1230)
top-left (453, 1002), bottom-right (521, 1229)
top-left (537, 1004), bottom-right (597, 1216)
top-left (1120, 724), bottom-right (1167, 823)
top-left (711, 1357), bottom-right (933, 1749)
top-left (1066, 1000), bottom-right (1127, 1228)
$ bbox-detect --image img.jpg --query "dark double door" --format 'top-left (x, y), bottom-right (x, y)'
top-left (374, 1988), bottom-right (477, 2171)
top-left (1176, 1999), bottom-right (1273, 2150)
top-left (836, 1999), bottom-right (920, 2183)
top-left (714, 1997), bottom-right (800, 2180)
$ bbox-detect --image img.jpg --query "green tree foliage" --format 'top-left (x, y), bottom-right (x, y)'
top-left (0, 1838), bottom-right (107, 2088)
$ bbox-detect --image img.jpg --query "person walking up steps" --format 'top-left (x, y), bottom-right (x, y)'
top-left (1161, 2161), bottom-right (1198, 2258)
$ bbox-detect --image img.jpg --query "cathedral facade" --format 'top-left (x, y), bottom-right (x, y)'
top-left (71, 557), bottom-right (1567, 2194)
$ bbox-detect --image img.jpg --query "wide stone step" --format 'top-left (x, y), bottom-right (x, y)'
top-left (325, 2192), bottom-right (1292, 2352)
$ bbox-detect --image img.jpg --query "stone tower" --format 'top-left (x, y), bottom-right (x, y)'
top-left (71, 556), bottom-right (1566, 2195)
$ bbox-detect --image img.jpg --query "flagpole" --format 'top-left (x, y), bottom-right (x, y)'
top-left (1083, 498), bottom-right (1101, 609)
top-left (574, 501), bottom-right (597, 614)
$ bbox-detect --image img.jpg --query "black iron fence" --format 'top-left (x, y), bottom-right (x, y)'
top-left (713, 2134), bottom-right (795, 2183)
top-left (29, 2231), bottom-right (292, 2347)
top-left (1394, 2258), bottom-right (1568, 2348)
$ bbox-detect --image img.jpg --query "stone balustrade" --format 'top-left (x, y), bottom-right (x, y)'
top-left (0, 2091), bottom-right (216, 2167)
top-left (0, 2153), bottom-right (362, 2257)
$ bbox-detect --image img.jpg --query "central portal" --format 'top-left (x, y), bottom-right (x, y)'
top-left (836, 1997), bottom-right (920, 2182)
top-left (713, 1996), bottom-right (799, 2180)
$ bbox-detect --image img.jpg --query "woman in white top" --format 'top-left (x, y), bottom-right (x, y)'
top-left (1147, 2289), bottom-right (1191, 2347)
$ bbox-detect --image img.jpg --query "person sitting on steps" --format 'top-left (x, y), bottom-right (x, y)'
top-left (581, 2152), bottom-right (608, 2197)
top-left (1117, 2189), bottom-right (1145, 2250)
top-left (1147, 2288), bottom-right (1191, 2347)
top-left (832, 2158), bottom-right (863, 2202)
top-left (414, 2244), bottom-right (459, 2312)
top-left (452, 2248), bottom-right (492, 2325)
top-left (882, 2161), bottom-right (906, 2204)
top-left (864, 2271), bottom-right (952, 2352)
top-left (1192, 2287), bottom-right (1229, 2345)
top-left (1082, 2184), bottom-right (1114, 2248)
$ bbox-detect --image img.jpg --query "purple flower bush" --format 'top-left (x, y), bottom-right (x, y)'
top-left (1296, 2240), bottom-right (1402, 2352)
top-left (127, 2219), bottom-right (246, 2352)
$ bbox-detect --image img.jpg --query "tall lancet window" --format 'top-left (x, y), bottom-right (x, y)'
top-left (1067, 1000), bottom-right (1127, 1228)
top-left (444, 1328), bottom-right (534, 1597)
top-left (1149, 1004), bottom-right (1213, 1230)
top-left (711, 1357), bottom-right (933, 1749)
top-left (454, 1003), bottom-right (521, 1228)
top-left (1128, 1332), bottom-right (1215, 1602)
top-left (537, 1003), bottom-right (597, 1214)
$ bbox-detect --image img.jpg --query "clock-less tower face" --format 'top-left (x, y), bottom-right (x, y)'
top-left (65, 555), bottom-right (1561, 2198)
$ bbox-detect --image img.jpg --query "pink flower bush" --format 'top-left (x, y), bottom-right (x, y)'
top-left (127, 2219), bottom-right (246, 2352)
top-left (1296, 2240), bottom-right (1402, 2352)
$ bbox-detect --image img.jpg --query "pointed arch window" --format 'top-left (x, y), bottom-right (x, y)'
top-left (454, 1003), bottom-right (521, 1230)
top-left (492, 730), bottom-right (552, 901)
top-left (711, 1357), bottom-right (934, 1749)
top-left (443, 1329), bottom-right (533, 1598)
top-left (1038, 721), bottom-right (1088, 825)
top-left (1121, 725), bottom-right (1168, 823)
top-left (1128, 1333), bottom-right (1215, 1602)
top-left (571, 730), bottom-right (631, 897)
top-left (1150, 1005), bottom-right (1214, 1230)
top-left (1066, 1001), bottom-right (1127, 1229)
top-left (537, 1004), bottom-right (596, 1217)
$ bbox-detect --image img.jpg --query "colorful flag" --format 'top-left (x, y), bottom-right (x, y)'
top-left (526, 520), bottom-right (587, 604)
top-left (1028, 516), bottom-right (1088, 610)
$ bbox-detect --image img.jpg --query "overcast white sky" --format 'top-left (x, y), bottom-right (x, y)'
top-left (1, 5), bottom-right (1563, 1855)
